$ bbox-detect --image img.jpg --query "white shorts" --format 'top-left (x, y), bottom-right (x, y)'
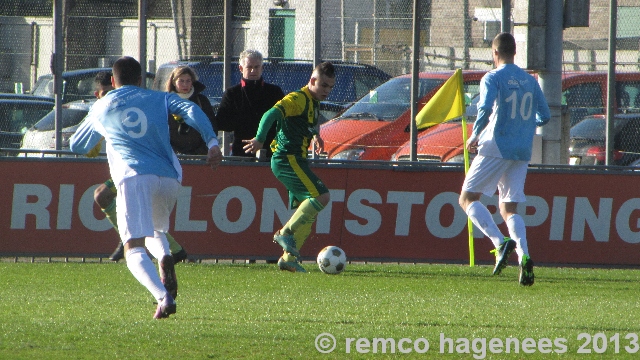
top-left (116, 174), bottom-right (181, 243)
top-left (461, 155), bottom-right (528, 203)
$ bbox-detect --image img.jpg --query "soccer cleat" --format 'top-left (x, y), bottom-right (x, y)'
top-left (172, 248), bottom-right (188, 263)
top-left (273, 231), bottom-right (300, 258)
top-left (491, 238), bottom-right (516, 275)
top-left (519, 255), bottom-right (535, 286)
top-left (159, 255), bottom-right (178, 299)
top-left (277, 256), bottom-right (307, 273)
top-left (109, 243), bottom-right (124, 262)
top-left (153, 293), bottom-right (176, 319)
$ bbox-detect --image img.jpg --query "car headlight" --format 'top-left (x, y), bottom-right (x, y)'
top-left (331, 149), bottom-right (365, 160)
top-left (446, 153), bottom-right (475, 163)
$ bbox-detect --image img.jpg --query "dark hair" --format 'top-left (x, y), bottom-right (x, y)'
top-left (492, 32), bottom-right (516, 57)
top-left (314, 62), bottom-right (335, 79)
top-left (165, 66), bottom-right (197, 92)
top-left (94, 71), bottom-right (112, 87)
top-left (112, 56), bottom-right (142, 86)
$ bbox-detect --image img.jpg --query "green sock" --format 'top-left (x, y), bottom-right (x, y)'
top-left (166, 232), bottom-right (183, 254)
top-left (102, 199), bottom-right (119, 233)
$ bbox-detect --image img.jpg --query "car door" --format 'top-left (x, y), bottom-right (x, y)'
top-left (617, 116), bottom-right (640, 165)
top-left (616, 81), bottom-right (640, 114)
top-left (563, 82), bottom-right (604, 127)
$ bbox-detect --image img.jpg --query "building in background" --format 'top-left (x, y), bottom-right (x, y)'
top-left (0, 0), bottom-right (635, 92)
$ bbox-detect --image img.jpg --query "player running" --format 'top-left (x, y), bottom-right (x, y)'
top-left (458, 33), bottom-right (550, 286)
top-left (243, 62), bottom-right (335, 273)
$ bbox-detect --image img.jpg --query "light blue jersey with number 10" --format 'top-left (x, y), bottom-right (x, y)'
top-left (474, 64), bottom-right (551, 161)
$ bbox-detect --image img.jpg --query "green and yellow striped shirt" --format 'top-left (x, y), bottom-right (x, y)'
top-left (256, 86), bottom-right (319, 158)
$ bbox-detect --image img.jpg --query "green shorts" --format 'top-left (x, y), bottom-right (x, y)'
top-left (271, 154), bottom-right (328, 209)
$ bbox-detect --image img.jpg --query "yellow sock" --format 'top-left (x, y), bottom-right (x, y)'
top-left (166, 232), bottom-right (183, 253)
top-left (282, 198), bottom-right (323, 236)
top-left (293, 216), bottom-right (315, 251)
top-left (102, 199), bottom-right (119, 233)
top-left (282, 252), bottom-right (297, 262)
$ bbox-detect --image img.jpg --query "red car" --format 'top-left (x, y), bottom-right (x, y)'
top-left (319, 71), bottom-right (487, 161)
top-left (391, 71), bottom-right (640, 163)
top-left (391, 120), bottom-right (475, 163)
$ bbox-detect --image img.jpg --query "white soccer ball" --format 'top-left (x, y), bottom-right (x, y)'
top-left (317, 246), bottom-right (347, 274)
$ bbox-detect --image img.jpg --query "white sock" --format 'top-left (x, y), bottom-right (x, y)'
top-left (466, 201), bottom-right (504, 248)
top-left (125, 247), bottom-right (168, 301)
top-left (145, 231), bottom-right (171, 260)
top-left (506, 214), bottom-right (528, 263)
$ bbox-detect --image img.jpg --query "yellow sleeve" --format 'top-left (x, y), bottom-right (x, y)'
top-left (85, 137), bottom-right (103, 158)
top-left (274, 91), bottom-right (306, 119)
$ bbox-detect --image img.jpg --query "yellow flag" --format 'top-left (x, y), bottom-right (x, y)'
top-left (415, 69), bottom-right (465, 129)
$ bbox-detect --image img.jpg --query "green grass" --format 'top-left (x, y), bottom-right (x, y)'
top-left (2, 260), bottom-right (640, 359)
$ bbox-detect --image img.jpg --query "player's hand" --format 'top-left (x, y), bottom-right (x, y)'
top-left (465, 135), bottom-right (478, 152)
top-left (206, 145), bottom-right (223, 169)
top-left (312, 135), bottom-right (324, 154)
top-left (242, 138), bottom-right (263, 154)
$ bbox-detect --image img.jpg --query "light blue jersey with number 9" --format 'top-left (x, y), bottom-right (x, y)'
top-left (474, 64), bottom-right (551, 161)
top-left (70, 85), bottom-right (217, 185)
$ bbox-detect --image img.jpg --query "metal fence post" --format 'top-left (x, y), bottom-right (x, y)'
top-left (53, 0), bottom-right (64, 151)
top-left (139, 0), bottom-right (147, 88)
top-left (409, 0), bottom-right (421, 162)
top-left (606, 0), bottom-right (617, 165)
top-left (539, 0), bottom-right (563, 164)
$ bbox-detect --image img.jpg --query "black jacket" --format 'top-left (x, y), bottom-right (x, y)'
top-left (169, 81), bottom-right (216, 155)
top-left (215, 78), bottom-right (284, 158)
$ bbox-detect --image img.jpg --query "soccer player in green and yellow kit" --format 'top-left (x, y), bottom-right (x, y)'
top-left (243, 62), bottom-right (335, 273)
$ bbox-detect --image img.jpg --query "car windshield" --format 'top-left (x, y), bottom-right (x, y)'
top-left (31, 76), bottom-right (55, 98)
top-left (335, 78), bottom-right (444, 121)
top-left (31, 107), bottom-right (89, 131)
top-left (570, 116), bottom-right (628, 140)
top-left (0, 103), bottom-right (52, 133)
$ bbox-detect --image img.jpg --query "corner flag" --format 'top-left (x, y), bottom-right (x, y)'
top-left (414, 69), bottom-right (476, 266)
top-left (415, 68), bottom-right (465, 129)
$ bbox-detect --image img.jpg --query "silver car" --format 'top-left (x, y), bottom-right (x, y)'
top-left (0, 99), bottom-right (54, 154)
top-left (20, 99), bottom-right (97, 154)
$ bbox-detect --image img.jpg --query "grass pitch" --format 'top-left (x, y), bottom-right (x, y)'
top-left (1, 259), bottom-right (640, 359)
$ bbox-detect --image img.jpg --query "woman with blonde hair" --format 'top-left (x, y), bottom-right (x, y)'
top-left (166, 66), bottom-right (216, 155)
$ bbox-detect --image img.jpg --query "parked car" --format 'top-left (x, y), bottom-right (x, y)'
top-left (31, 68), bottom-right (154, 103)
top-left (152, 60), bottom-right (391, 122)
top-left (390, 96), bottom-right (479, 163)
top-left (20, 99), bottom-right (96, 153)
top-left (0, 99), bottom-right (54, 152)
top-left (319, 70), bottom-right (486, 161)
top-left (568, 113), bottom-right (640, 166)
top-left (391, 71), bottom-right (640, 163)
top-left (20, 97), bottom-right (223, 155)
top-left (0, 93), bottom-right (55, 103)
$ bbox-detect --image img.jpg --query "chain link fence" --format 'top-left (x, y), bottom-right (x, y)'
top-left (1, 0), bottom-right (638, 165)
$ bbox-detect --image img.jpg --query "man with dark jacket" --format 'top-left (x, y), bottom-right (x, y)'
top-left (215, 49), bottom-right (284, 160)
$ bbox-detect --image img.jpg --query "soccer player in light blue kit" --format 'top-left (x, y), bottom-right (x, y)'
top-left (458, 33), bottom-right (550, 286)
top-left (70, 57), bottom-right (222, 318)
